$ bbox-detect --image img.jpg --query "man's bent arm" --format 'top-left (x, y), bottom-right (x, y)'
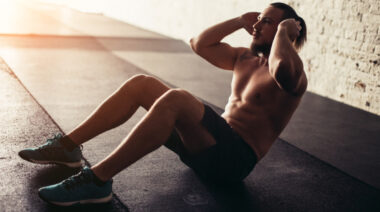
top-left (268, 20), bottom-right (306, 95)
top-left (190, 17), bottom-right (248, 70)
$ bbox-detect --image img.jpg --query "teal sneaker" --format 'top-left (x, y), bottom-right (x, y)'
top-left (38, 166), bottom-right (113, 206)
top-left (18, 133), bottom-right (82, 168)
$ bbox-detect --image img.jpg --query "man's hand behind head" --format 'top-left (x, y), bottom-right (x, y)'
top-left (239, 12), bottom-right (260, 35)
top-left (278, 18), bottom-right (302, 43)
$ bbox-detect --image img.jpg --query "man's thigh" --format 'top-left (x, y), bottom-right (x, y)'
top-left (164, 89), bottom-right (217, 154)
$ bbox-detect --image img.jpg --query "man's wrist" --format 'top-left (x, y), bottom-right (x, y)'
top-left (235, 16), bottom-right (246, 28)
top-left (276, 27), bottom-right (290, 40)
top-left (277, 24), bottom-right (288, 33)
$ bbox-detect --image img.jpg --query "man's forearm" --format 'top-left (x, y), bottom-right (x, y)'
top-left (269, 28), bottom-right (302, 77)
top-left (269, 27), bottom-right (303, 92)
top-left (190, 17), bottom-right (243, 50)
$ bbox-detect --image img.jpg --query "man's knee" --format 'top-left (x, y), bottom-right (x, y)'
top-left (162, 89), bottom-right (192, 103)
top-left (152, 89), bottom-right (188, 111)
top-left (152, 89), bottom-right (202, 119)
top-left (117, 74), bottom-right (171, 110)
top-left (120, 74), bottom-right (150, 91)
top-left (120, 74), bottom-right (165, 96)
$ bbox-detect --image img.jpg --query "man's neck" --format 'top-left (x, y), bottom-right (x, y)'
top-left (257, 52), bottom-right (269, 59)
top-left (251, 48), bottom-right (270, 59)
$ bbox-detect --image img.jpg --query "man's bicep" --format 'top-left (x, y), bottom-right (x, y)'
top-left (192, 42), bottom-right (240, 70)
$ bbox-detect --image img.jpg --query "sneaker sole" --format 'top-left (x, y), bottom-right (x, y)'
top-left (39, 192), bottom-right (113, 206)
top-left (28, 158), bottom-right (82, 168)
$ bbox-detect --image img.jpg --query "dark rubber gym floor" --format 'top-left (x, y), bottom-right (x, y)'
top-left (0, 1), bottom-right (379, 211)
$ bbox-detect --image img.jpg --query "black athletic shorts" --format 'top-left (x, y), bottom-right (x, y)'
top-left (164, 104), bottom-right (257, 183)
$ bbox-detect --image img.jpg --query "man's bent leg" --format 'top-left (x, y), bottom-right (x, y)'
top-left (19, 75), bottom-right (171, 167)
top-left (38, 88), bottom-right (217, 205)
top-left (91, 89), bottom-right (216, 181)
top-left (65, 74), bottom-right (170, 146)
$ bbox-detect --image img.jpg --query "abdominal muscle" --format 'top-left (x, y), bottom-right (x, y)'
top-left (221, 99), bottom-right (282, 161)
top-left (219, 53), bottom-right (302, 160)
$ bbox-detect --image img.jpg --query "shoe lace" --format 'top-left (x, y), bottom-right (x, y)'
top-left (38, 134), bottom-right (62, 149)
top-left (36, 134), bottom-right (63, 156)
top-left (62, 169), bottom-right (91, 190)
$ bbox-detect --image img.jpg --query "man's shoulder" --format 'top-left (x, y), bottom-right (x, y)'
top-left (235, 48), bottom-right (254, 59)
top-left (238, 50), bottom-right (253, 61)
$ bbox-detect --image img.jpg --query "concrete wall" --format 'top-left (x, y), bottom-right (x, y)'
top-left (66, 0), bottom-right (380, 115)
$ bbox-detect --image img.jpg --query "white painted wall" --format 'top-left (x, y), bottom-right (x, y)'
top-left (98, 0), bottom-right (270, 47)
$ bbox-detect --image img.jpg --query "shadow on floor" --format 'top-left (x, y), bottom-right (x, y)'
top-left (203, 180), bottom-right (260, 211)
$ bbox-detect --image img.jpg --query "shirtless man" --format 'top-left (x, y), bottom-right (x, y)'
top-left (19, 2), bottom-right (307, 206)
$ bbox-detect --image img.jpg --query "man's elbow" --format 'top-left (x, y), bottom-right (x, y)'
top-left (190, 37), bottom-right (200, 53)
top-left (190, 37), bottom-right (209, 55)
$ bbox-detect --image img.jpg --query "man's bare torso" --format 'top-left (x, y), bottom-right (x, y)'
top-left (221, 50), bottom-right (303, 160)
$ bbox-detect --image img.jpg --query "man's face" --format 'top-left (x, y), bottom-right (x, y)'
top-left (250, 6), bottom-right (284, 55)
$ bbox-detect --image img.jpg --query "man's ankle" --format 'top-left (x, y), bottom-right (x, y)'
top-left (59, 135), bottom-right (78, 151)
top-left (90, 168), bottom-right (108, 186)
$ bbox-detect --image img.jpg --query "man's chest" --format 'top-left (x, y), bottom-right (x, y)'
top-left (232, 65), bottom-right (281, 103)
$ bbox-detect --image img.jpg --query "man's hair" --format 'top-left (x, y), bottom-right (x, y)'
top-left (270, 2), bottom-right (307, 50)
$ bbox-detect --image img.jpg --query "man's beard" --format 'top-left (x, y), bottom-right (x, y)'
top-left (250, 42), bottom-right (271, 56)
